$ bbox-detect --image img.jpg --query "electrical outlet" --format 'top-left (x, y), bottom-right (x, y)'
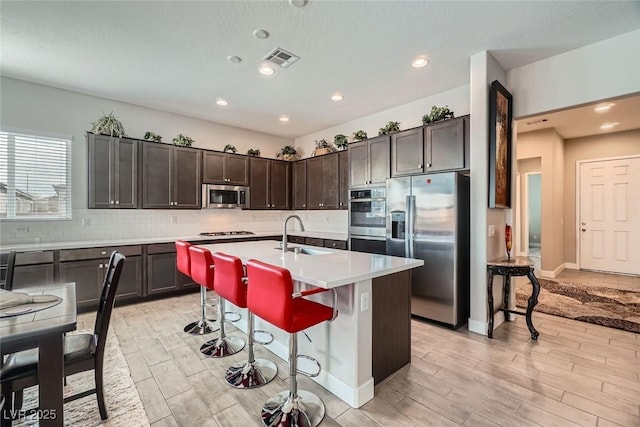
top-left (171, 216), bottom-right (178, 224)
top-left (82, 217), bottom-right (91, 226)
top-left (360, 292), bottom-right (370, 312)
top-left (488, 225), bottom-right (495, 237)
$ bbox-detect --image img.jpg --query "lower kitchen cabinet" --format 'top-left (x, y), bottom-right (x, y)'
top-left (12, 251), bottom-right (55, 288)
top-left (146, 243), bottom-right (194, 295)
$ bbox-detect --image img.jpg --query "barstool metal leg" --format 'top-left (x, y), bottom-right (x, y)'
top-left (200, 297), bottom-right (245, 357)
top-left (225, 311), bottom-right (277, 388)
top-left (261, 333), bottom-right (325, 427)
top-left (184, 287), bottom-right (218, 335)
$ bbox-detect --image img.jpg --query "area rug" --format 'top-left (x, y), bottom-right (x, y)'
top-left (516, 278), bottom-right (640, 333)
top-left (13, 331), bottom-right (149, 427)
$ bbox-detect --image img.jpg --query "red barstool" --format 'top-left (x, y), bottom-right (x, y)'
top-left (209, 252), bottom-right (278, 388)
top-left (246, 259), bottom-right (338, 427)
top-left (190, 247), bottom-right (245, 357)
top-left (176, 240), bottom-right (217, 335)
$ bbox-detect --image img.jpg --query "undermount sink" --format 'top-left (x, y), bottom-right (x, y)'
top-left (275, 246), bottom-right (332, 256)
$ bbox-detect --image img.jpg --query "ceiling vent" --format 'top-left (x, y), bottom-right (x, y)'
top-left (263, 47), bottom-right (300, 68)
top-left (526, 118), bottom-right (548, 125)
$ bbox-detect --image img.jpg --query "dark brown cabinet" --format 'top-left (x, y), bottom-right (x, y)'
top-left (307, 153), bottom-right (339, 209)
top-left (202, 151), bottom-right (249, 185)
top-left (339, 150), bottom-right (349, 209)
top-left (141, 142), bottom-right (201, 209)
top-left (391, 128), bottom-right (424, 177)
top-left (349, 135), bottom-right (390, 188)
top-left (88, 133), bottom-right (138, 208)
top-left (13, 251), bottom-right (54, 289)
top-left (146, 243), bottom-right (193, 295)
top-left (249, 158), bottom-right (291, 209)
top-left (424, 116), bottom-right (467, 173)
top-left (292, 160), bottom-right (307, 209)
top-left (59, 246), bottom-right (142, 308)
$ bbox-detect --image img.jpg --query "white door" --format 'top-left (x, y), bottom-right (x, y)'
top-left (580, 157), bottom-right (640, 274)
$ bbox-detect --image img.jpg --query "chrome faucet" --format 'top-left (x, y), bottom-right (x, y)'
top-left (282, 215), bottom-right (305, 253)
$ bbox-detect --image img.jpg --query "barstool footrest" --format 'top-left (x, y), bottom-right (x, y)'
top-left (261, 390), bottom-right (325, 427)
top-left (225, 311), bottom-right (242, 323)
top-left (253, 329), bottom-right (274, 345)
top-left (296, 355), bottom-right (321, 377)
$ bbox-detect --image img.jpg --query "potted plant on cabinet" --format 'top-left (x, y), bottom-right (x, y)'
top-left (90, 112), bottom-right (126, 137)
top-left (334, 134), bottom-right (349, 150)
top-left (172, 133), bottom-right (194, 147)
top-left (352, 130), bottom-right (368, 142)
top-left (277, 145), bottom-right (298, 161)
top-left (422, 105), bottom-right (455, 125)
top-left (223, 144), bottom-right (237, 153)
top-left (313, 139), bottom-right (335, 156)
top-left (378, 121), bottom-right (401, 135)
top-left (247, 148), bottom-right (261, 157)
top-left (144, 131), bottom-right (162, 142)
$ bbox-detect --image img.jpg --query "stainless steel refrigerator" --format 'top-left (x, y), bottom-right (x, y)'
top-left (386, 172), bottom-right (470, 327)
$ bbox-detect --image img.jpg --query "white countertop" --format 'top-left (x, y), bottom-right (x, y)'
top-left (197, 240), bottom-right (423, 289)
top-left (0, 230), bottom-right (348, 252)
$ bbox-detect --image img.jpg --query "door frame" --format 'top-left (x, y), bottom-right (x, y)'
top-left (575, 154), bottom-right (640, 270)
top-left (517, 171), bottom-right (541, 257)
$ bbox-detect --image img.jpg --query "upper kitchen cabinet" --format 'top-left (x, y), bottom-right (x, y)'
top-left (141, 142), bottom-right (202, 209)
top-left (339, 150), bottom-right (349, 209)
top-left (424, 116), bottom-right (468, 173)
top-left (249, 158), bottom-right (291, 210)
top-left (292, 160), bottom-right (307, 209)
top-left (307, 153), bottom-right (339, 209)
top-left (202, 151), bottom-right (249, 186)
top-left (391, 128), bottom-right (424, 177)
top-left (349, 135), bottom-right (390, 188)
top-left (87, 133), bottom-right (138, 208)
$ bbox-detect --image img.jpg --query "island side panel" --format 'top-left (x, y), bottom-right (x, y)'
top-left (372, 269), bottom-right (411, 384)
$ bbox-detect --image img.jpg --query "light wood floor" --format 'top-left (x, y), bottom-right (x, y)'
top-left (554, 269), bottom-right (640, 292)
top-left (84, 292), bottom-right (640, 427)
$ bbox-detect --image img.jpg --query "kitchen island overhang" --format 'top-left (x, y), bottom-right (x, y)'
top-left (196, 240), bottom-right (423, 408)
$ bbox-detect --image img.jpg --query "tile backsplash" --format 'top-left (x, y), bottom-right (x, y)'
top-left (0, 209), bottom-right (348, 244)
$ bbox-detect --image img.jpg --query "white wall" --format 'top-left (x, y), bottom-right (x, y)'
top-left (294, 85), bottom-right (470, 154)
top-left (0, 77), bottom-right (348, 244)
top-left (508, 29), bottom-right (640, 119)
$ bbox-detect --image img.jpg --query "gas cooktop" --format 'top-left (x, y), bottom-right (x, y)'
top-left (199, 231), bottom-right (255, 236)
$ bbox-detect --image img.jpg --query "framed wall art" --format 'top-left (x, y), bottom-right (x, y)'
top-left (488, 80), bottom-right (513, 208)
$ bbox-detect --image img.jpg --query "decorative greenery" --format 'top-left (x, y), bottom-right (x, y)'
top-left (277, 145), bottom-right (298, 160)
top-left (334, 134), bottom-right (349, 150)
top-left (378, 121), bottom-right (401, 136)
top-left (353, 130), bottom-right (368, 141)
top-left (223, 144), bottom-right (237, 153)
top-left (247, 148), bottom-right (261, 157)
top-left (422, 105), bottom-right (455, 125)
top-left (143, 131), bottom-right (162, 142)
top-left (172, 133), bottom-right (194, 147)
top-left (314, 138), bottom-right (332, 149)
top-left (90, 112), bottom-right (126, 137)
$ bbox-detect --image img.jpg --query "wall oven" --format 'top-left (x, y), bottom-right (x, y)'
top-left (349, 186), bottom-right (386, 254)
top-left (202, 184), bottom-right (249, 209)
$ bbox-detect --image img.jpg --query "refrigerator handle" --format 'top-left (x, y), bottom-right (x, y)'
top-left (404, 196), bottom-right (411, 257)
top-left (409, 195), bottom-right (416, 258)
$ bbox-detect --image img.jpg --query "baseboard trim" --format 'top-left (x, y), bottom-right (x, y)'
top-left (565, 263), bottom-right (579, 270)
top-left (541, 263), bottom-right (565, 278)
top-left (468, 318), bottom-right (487, 335)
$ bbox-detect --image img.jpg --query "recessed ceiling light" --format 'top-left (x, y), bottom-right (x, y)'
top-left (594, 103), bottom-right (615, 113)
top-left (227, 56), bottom-right (241, 64)
top-left (280, 116), bottom-right (290, 122)
top-left (331, 94), bottom-right (343, 101)
top-left (600, 122), bottom-right (619, 130)
top-left (289, 0), bottom-right (307, 7)
top-left (253, 29), bottom-right (269, 40)
top-left (259, 65), bottom-right (275, 75)
top-left (412, 57), bottom-right (429, 68)
top-left (216, 99), bottom-right (228, 106)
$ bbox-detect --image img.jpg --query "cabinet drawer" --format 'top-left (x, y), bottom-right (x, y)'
top-left (323, 239), bottom-right (347, 250)
top-left (146, 243), bottom-right (177, 255)
top-left (304, 238), bottom-right (324, 247)
top-left (59, 245), bottom-right (142, 261)
top-left (287, 235), bottom-right (306, 244)
top-left (15, 251), bottom-right (54, 266)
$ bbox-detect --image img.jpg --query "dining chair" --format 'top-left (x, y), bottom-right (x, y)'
top-left (0, 251), bottom-right (16, 291)
top-left (0, 251), bottom-right (126, 426)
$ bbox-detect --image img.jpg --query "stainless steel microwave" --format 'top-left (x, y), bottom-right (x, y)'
top-left (202, 184), bottom-right (250, 209)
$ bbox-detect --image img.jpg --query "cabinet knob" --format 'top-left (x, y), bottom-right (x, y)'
top-left (418, 164), bottom-right (423, 168)
top-left (110, 200), bottom-right (114, 204)
top-left (101, 251), bottom-right (106, 255)
top-left (426, 163), bottom-right (432, 168)
top-left (174, 202), bottom-right (178, 206)
top-left (303, 204), bottom-right (306, 207)
top-left (115, 200), bottom-right (119, 205)
top-left (98, 264), bottom-right (103, 269)
top-left (339, 202), bottom-right (343, 206)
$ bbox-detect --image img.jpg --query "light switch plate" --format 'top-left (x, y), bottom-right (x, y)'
top-left (488, 224), bottom-right (495, 237)
top-left (360, 292), bottom-right (370, 312)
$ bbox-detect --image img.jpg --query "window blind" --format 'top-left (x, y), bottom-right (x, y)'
top-left (0, 131), bottom-right (71, 219)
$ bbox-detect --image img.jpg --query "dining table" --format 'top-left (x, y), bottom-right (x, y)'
top-left (0, 282), bottom-right (77, 427)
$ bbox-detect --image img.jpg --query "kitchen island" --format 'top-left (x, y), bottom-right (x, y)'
top-left (197, 240), bottom-right (423, 408)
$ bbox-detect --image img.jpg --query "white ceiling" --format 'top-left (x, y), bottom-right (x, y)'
top-left (2, 1), bottom-right (639, 138)
top-left (517, 93), bottom-right (640, 139)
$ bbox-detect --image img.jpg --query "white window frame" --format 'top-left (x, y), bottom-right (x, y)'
top-left (0, 129), bottom-right (72, 221)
